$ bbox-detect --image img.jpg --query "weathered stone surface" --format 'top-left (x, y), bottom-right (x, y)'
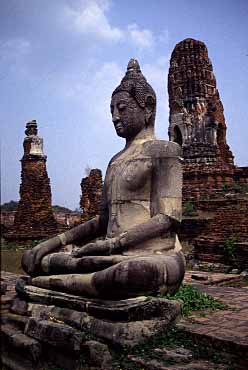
top-left (1, 323), bottom-right (42, 362)
top-left (19, 283), bottom-right (180, 322)
top-left (127, 355), bottom-right (226, 369)
top-left (1, 280), bottom-right (7, 295)
top-left (88, 317), bottom-right (179, 348)
top-left (20, 59), bottom-right (185, 301)
top-left (81, 340), bottom-right (113, 369)
top-left (11, 297), bottom-right (29, 316)
top-left (5, 120), bottom-right (57, 242)
top-left (24, 317), bottom-right (82, 352)
top-left (28, 302), bottom-right (179, 348)
top-left (153, 347), bottom-right (193, 363)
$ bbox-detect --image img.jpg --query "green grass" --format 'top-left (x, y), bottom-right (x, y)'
top-left (155, 284), bottom-right (228, 316)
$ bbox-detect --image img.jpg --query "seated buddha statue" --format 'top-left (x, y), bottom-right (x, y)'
top-left (21, 59), bottom-right (185, 300)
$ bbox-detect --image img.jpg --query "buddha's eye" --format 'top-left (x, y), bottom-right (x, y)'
top-left (118, 103), bottom-right (126, 111)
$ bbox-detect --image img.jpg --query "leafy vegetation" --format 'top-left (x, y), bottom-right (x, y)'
top-left (165, 284), bottom-right (227, 316)
top-left (0, 200), bottom-right (76, 214)
top-left (52, 205), bottom-right (73, 213)
top-left (1, 200), bottom-right (18, 211)
top-left (221, 182), bottom-right (248, 194)
top-left (157, 284), bottom-right (227, 316)
top-left (182, 200), bottom-right (197, 217)
top-left (223, 238), bottom-right (236, 260)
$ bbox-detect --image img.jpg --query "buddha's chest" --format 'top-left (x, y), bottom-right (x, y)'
top-left (105, 155), bottom-right (153, 202)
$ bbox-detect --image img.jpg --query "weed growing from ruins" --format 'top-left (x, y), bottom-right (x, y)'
top-left (160, 284), bottom-right (228, 316)
top-left (182, 200), bottom-right (197, 217)
top-left (223, 238), bottom-right (236, 261)
top-left (112, 326), bottom-right (228, 369)
top-left (221, 183), bottom-right (229, 192)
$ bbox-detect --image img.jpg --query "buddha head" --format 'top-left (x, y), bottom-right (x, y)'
top-left (111, 59), bottom-right (156, 139)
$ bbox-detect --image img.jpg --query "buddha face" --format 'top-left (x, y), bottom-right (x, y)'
top-left (110, 91), bottom-right (146, 139)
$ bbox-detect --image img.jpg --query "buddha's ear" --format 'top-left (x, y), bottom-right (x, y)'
top-left (145, 95), bottom-right (155, 125)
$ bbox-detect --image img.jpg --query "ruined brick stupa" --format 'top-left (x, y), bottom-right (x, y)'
top-left (80, 169), bottom-right (103, 222)
top-left (168, 38), bottom-right (237, 200)
top-left (168, 38), bottom-right (234, 166)
top-left (168, 39), bottom-right (248, 267)
top-left (6, 120), bottom-right (57, 241)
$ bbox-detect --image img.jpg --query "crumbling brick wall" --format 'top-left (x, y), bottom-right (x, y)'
top-left (80, 169), bottom-right (103, 222)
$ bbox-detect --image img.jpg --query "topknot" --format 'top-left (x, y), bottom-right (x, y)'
top-left (112, 59), bottom-right (156, 109)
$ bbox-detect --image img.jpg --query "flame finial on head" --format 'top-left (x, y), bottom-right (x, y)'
top-left (127, 59), bottom-right (141, 72)
top-left (112, 58), bottom-right (156, 110)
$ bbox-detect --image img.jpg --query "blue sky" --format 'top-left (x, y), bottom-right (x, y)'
top-left (1, 0), bottom-right (248, 210)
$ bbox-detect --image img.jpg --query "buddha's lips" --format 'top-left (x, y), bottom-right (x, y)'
top-left (115, 122), bottom-right (124, 130)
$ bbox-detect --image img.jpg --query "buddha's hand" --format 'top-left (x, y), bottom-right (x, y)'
top-left (72, 237), bottom-right (121, 258)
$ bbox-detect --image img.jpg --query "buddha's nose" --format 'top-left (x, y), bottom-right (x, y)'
top-left (112, 114), bottom-right (121, 124)
top-left (112, 106), bottom-right (121, 123)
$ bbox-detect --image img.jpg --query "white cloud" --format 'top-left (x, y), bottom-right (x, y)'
top-left (64, 61), bottom-right (123, 117)
top-left (64, 0), bottom-right (124, 42)
top-left (63, 0), bottom-right (156, 49)
top-left (127, 24), bottom-right (154, 49)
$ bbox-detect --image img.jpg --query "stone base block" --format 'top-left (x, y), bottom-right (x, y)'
top-left (18, 283), bottom-right (181, 323)
top-left (1, 281), bottom-right (181, 369)
top-left (14, 283), bottom-right (180, 347)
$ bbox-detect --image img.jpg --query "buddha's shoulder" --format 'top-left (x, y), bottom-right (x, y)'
top-left (107, 148), bottom-right (125, 167)
top-left (142, 139), bottom-right (182, 158)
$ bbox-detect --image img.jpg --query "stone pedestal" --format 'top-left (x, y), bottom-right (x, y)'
top-left (1, 278), bottom-right (180, 370)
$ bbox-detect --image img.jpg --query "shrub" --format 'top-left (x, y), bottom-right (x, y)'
top-left (223, 238), bottom-right (236, 260)
top-left (183, 200), bottom-right (197, 216)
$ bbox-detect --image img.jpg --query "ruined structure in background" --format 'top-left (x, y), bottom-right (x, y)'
top-left (5, 120), bottom-right (57, 241)
top-left (168, 38), bottom-right (234, 189)
top-left (80, 169), bottom-right (103, 222)
top-left (168, 38), bottom-right (248, 268)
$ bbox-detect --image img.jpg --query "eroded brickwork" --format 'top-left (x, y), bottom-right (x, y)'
top-left (5, 120), bottom-right (57, 241)
top-left (168, 39), bottom-right (248, 267)
top-left (168, 38), bottom-right (234, 168)
top-left (80, 169), bottom-right (103, 222)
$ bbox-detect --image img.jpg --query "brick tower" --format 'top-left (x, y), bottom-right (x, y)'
top-left (8, 120), bottom-right (57, 241)
top-left (168, 38), bottom-right (235, 201)
top-left (80, 169), bottom-right (103, 222)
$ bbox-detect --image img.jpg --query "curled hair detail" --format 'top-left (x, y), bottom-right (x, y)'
top-left (112, 59), bottom-right (156, 110)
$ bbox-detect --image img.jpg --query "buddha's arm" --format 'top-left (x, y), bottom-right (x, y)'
top-left (116, 214), bottom-right (179, 251)
top-left (22, 189), bottom-right (109, 276)
top-left (73, 213), bottom-right (179, 257)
